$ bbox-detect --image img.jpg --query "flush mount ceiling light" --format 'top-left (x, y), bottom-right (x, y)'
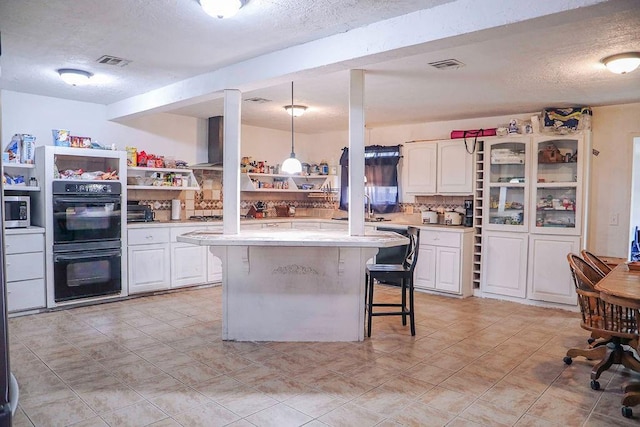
top-left (602, 52), bottom-right (640, 74)
top-left (58, 68), bottom-right (92, 86)
top-left (200, 0), bottom-right (242, 19)
top-left (284, 104), bottom-right (307, 117)
top-left (281, 82), bottom-right (303, 174)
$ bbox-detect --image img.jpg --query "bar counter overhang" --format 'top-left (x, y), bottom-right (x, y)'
top-left (178, 229), bottom-right (408, 341)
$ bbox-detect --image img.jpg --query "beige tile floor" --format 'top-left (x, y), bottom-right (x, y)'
top-left (8, 284), bottom-right (640, 427)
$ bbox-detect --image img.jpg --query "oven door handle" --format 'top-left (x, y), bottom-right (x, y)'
top-left (54, 249), bottom-right (121, 262)
top-left (53, 197), bottom-right (121, 204)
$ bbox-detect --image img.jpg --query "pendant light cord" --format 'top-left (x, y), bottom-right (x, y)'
top-left (290, 81), bottom-right (295, 157)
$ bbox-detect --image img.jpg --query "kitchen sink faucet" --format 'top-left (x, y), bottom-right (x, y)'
top-left (364, 194), bottom-right (374, 219)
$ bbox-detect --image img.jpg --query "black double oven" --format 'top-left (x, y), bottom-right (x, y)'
top-left (52, 181), bottom-right (122, 302)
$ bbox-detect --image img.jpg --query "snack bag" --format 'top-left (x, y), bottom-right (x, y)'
top-left (20, 134), bottom-right (36, 164)
top-left (5, 135), bottom-right (20, 162)
top-left (126, 146), bottom-right (137, 167)
top-left (52, 129), bottom-right (71, 146)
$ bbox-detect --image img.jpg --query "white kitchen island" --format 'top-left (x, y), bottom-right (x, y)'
top-left (178, 228), bottom-right (408, 342)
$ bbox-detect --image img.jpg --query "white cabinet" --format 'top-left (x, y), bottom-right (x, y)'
top-left (480, 132), bottom-right (590, 305)
top-left (527, 235), bottom-right (580, 305)
top-left (170, 227), bottom-right (208, 289)
top-left (128, 224), bottom-right (223, 294)
top-left (481, 231), bottom-right (528, 298)
top-left (414, 228), bottom-right (473, 297)
top-left (437, 140), bottom-right (474, 194)
top-left (402, 140), bottom-right (473, 200)
top-left (403, 143), bottom-right (437, 194)
top-left (5, 229), bottom-right (46, 313)
top-left (127, 167), bottom-right (199, 190)
top-left (171, 243), bottom-right (207, 288)
top-left (127, 228), bottom-right (171, 293)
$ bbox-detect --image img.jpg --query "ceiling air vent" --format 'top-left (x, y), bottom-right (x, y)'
top-left (244, 97), bottom-right (272, 104)
top-left (428, 59), bottom-right (465, 70)
top-left (96, 55), bottom-right (131, 67)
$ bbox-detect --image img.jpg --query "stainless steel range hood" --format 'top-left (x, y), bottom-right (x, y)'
top-left (190, 116), bottom-right (224, 170)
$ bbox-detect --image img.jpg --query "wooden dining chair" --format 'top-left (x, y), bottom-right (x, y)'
top-left (581, 250), bottom-right (612, 276)
top-left (565, 254), bottom-right (640, 391)
top-left (365, 226), bottom-right (420, 337)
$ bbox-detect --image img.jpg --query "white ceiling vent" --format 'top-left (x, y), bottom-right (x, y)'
top-left (244, 97), bottom-right (272, 103)
top-left (96, 55), bottom-right (131, 67)
top-left (428, 59), bottom-right (465, 70)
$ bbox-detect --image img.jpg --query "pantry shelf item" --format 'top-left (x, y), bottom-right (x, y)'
top-left (240, 172), bottom-right (338, 194)
top-left (127, 166), bottom-right (199, 190)
top-left (2, 163), bottom-right (40, 192)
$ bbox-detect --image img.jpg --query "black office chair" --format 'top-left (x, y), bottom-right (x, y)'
top-left (365, 226), bottom-right (420, 337)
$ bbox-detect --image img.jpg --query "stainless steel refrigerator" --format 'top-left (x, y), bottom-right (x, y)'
top-left (0, 162), bottom-right (17, 426)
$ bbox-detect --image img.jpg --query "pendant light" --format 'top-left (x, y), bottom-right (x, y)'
top-left (281, 82), bottom-right (303, 174)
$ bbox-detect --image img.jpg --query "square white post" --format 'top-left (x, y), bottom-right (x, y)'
top-left (349, 69), bottom-right (366, 236)
top-left (223, 89), bottom-right (241, 235)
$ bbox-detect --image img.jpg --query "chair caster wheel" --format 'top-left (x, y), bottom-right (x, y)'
top-left (590, 380), bottom-right (600, 390)
top-left (622, 406), bottom-right (633, 418)
top-left (587, 337), bottom-right (596, 345)
top-left (563, 356), bottom-right (572, 365)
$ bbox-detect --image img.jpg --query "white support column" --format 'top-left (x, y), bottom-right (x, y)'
top-left (223, 89), bottom-right (241, 235)
top-left (349, 69), bottom-right (366, 236)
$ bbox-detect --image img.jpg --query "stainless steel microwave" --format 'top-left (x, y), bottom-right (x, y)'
top-left (4, 196), bottom-right (30, 228)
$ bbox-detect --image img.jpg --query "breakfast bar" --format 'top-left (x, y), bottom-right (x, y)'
top-left (178, 228), bottom-right (408, 342)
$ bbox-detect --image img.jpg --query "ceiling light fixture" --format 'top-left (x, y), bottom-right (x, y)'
top-left (602, 52), bottom-right (640, 74)
top-left (281, 82), bottom-right (303, 175)
top-left (57, 68), bottom-right (93, 86)
top-left (284, 104), bottom-right (307, 117)
top-left (200, 0), bottom-right (242, 19)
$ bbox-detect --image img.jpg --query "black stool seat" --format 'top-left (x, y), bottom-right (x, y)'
top-left (365, 226), bottom-right (420, 337)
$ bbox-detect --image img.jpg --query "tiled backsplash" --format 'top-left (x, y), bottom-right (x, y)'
top-left (128, 169), bottom-right (471, 221)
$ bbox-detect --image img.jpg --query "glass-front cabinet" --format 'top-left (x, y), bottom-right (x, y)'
top-left (484, 137), bottom-right (529, 232)
top-left (531, 136), bottom-right (583, 235)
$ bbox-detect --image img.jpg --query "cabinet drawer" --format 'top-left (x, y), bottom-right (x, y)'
top-left (170, 226), bottom-right (208, 242)
top-left (420, 230), bottom-right (461, 248)
top-left (5, 233), bottom-right (44, 255)
top-left (7, 279), bottom-right (46, 312)
top-left (128, 228), bottom-right (170, 245)
top-left (6, 253), bottom-right (44, 282)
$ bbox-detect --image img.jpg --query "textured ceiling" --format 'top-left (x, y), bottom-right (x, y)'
top-left (1, 0), bottom-right (639, 133)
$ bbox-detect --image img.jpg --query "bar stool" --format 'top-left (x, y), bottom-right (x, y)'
top-left (365, 226), bottom-right (420, 337)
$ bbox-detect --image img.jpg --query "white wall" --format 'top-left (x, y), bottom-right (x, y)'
top-left (589, 103), bottom-right (640, 257)
top-left (1, 90), bottom-right (202, 164)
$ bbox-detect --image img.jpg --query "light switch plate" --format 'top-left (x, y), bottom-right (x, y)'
top-left (610, 213), bottom-right (619, 226)
top-left (211, 189), bottom-right (221, 200)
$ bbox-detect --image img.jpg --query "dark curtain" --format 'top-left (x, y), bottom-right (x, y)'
top-left (339, 145), bottom-right (401, 214)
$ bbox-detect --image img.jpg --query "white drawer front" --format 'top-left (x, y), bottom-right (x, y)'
top-left (128, 228), bottom-right (170, 245)
top-left (420, 230), bottom-right (461, 248)
top-left (5, 233), bottom-right (44, 255)
top-left (6, 253), bottom-right (45, 283)
top-left (7, 279), bottom-right (46, 312)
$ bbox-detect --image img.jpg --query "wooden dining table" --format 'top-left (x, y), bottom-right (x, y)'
top-left (594, 262), bottom-right (640, 418)
top-left (595, 263), bottom-right (640, 300)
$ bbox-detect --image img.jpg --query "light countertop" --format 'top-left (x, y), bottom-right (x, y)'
top-left (177, 228), bottom-right (409, 248)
